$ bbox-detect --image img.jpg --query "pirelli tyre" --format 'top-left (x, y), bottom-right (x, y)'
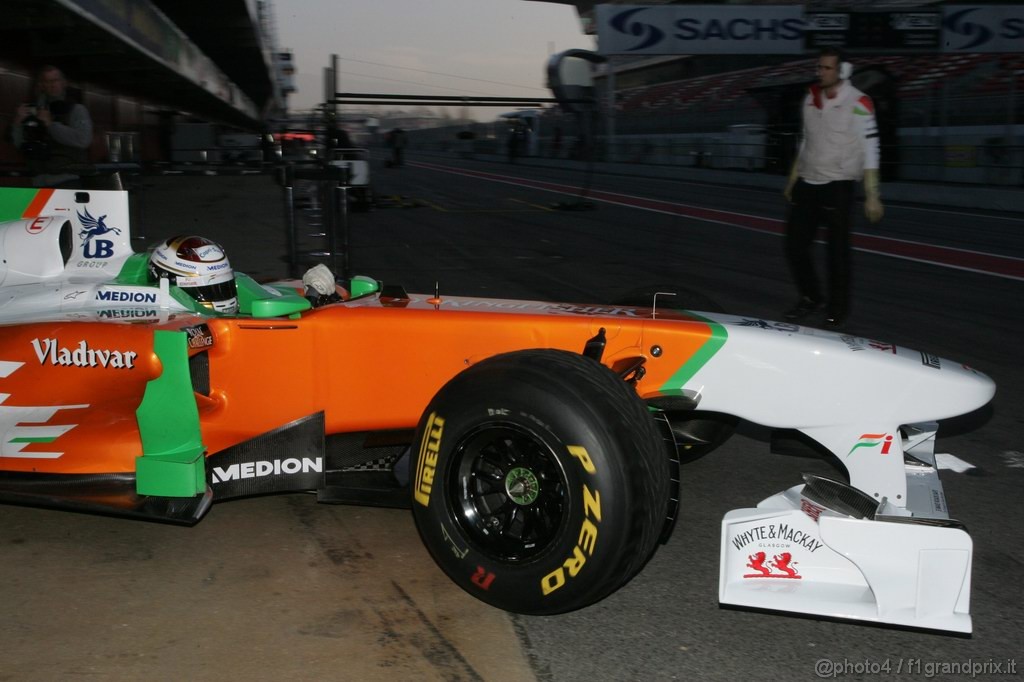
top-left (410, 349), bottom-right (670, 615)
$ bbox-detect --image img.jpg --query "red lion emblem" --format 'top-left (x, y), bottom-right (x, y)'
top-left (744, 551), bottom-right (801, 579)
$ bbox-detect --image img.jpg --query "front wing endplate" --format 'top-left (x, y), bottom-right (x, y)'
top-left (719, 485), bottom-right (972, 633)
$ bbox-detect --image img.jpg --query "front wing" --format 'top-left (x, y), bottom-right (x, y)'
top-left (718, 423), bottom-right (972, 633)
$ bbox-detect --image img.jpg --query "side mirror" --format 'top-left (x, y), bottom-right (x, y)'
top-left (346, 274), bottom-right (380, 300)
top-left (250, 296), bottom-right (311, 318)
top-left (546, 49), bottom-right (607, 114)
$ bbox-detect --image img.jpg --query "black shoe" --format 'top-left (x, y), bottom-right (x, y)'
top-left (784, 296), bottom-right (822, 320)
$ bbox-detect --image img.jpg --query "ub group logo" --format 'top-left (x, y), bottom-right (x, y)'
top-left (77, 207), bottom-right (121, 259)
top-left (944, 8), bottom-right (994, 50)
top-left (610, 8), bottom-right (665, 51)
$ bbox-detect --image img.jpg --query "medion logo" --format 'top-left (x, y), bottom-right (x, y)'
top-left (211, 457), bottom-right (323, 484)
top-left (31, 338), bottom-right (138, 369)
top-left (96, 290), bottom-right (158, 304)
top-left (98, 309), bottom-right (158, 319)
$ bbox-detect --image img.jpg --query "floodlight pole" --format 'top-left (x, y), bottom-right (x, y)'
top-left (331, 54), bottom-right (339, 119)
top-left (606, 56), bottom-right (616, 163)
top-left (324, 55), bottom-right (340, 156)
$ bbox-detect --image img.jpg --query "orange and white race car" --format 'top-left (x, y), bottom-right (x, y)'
top-left (0, 187), bottom-right (995, 633)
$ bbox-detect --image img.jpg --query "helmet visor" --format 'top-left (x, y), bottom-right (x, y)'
top-left (178, 277), bottom-right (238, 314)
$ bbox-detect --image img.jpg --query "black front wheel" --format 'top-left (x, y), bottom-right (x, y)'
top-left (411, 349), bottom-right (669, 615)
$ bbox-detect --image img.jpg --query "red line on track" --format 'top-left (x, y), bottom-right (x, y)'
top-left (411, 160), bottom-right (1024, 281)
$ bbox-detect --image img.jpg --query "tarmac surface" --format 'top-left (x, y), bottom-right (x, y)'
top-left (2, 156), bottom-right (1022, 681)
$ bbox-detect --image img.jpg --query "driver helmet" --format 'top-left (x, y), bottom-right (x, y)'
top-left (148, 235), bottom-right (238, 314)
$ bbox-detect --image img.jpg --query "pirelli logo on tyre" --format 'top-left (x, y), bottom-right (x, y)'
top-left (541, 444), bottom-right (602, 597)
top-left (414, 412), bottom-right (445, 507)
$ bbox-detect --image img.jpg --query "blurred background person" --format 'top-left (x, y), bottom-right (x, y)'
top-left (9, 65), bottom-right (93, 186)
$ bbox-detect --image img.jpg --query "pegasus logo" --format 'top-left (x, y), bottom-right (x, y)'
top-left (610, 8), bottom-right (665, 51)
top-left (77, 207), bottom-right (122, 243)
top-left (944, 8), bottom-right (993, 50)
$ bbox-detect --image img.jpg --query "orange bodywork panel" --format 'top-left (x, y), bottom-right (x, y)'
top-left (0, 321), bottom-right (161, 474)
top-left (0, 294), bottom-right (717, 476)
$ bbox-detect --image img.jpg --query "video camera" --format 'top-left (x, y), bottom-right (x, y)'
top-left (19, 100), bottom-right (70, 160)
top-left (19, 113), bottom-right (49, 159)
top-left (19, 99), bottom-right (70, 159)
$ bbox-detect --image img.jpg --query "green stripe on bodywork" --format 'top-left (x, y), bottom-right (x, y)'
top-left (847, 442), bottom-right (875, 456)
top-left (135, 330), bottom-right (206, 497)
top-left (114, 252), bottom-right (151, 285)
top-left (658, 313), bottom-right (728, 392)
top-left (238, 273), bottom-right (311, 317)
top-left (0, 189), bottom-right (42, 221)
top-left (10, 436), bottom-right (58, 443)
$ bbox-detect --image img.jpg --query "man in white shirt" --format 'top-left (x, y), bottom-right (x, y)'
top-left (783, 47), bottom-right (884, 327)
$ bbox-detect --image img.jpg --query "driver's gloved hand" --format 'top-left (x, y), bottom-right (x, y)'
top-left (302, 263), bottom-right (341, 307)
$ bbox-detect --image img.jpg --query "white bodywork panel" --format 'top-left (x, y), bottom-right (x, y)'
top-left (688, 315), bottom-right (993, 515)
top-left (0, 190), bottom-right (192, 323)
top-left (721, 486), bottom-right (972, 633)
top-left (686, 315), bottom-right (991, 632)
top-left (0, 189), bottom-right (133, 286)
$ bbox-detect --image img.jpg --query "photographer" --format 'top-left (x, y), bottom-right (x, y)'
top-left (10, 65), bottom-right (93, 186)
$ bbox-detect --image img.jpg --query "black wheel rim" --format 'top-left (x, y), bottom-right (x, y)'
top-left (449, 423), bottom-right (568, 562)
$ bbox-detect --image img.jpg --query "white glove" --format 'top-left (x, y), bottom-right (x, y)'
top-left (302, 264), bottom-right (336, 296)
top-left (863, 169), bottom-right (884, 223)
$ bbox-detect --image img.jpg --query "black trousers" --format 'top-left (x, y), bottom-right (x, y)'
top-left (784, 179), bottom-right (854, 316)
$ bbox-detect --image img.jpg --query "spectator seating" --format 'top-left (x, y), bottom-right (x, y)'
top-left (613, 54), bottom-right (1012, 116)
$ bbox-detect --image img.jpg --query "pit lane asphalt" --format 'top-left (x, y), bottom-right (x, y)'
top-left (1, 159), bottom-right (1021, 681)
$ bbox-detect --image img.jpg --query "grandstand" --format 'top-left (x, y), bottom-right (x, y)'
top-left (598, 51), bottom-right (1022, 182)
top-left (477, 0), bottom-right (1018, 184)
top-left (609, 53), bottom-right (1019, 129)
top-left (408, 47), bottom-right (1022, 186)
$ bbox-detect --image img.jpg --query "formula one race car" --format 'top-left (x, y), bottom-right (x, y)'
top-left (0, 187), bottom-right (994, 633)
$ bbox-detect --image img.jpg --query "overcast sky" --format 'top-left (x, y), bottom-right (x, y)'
top-left (272, 0), bottom-right (593, 119)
